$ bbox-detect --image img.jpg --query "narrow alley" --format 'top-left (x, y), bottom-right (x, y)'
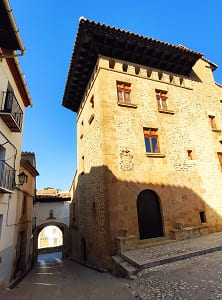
top-left (1, 253), bottom-right (134, 300)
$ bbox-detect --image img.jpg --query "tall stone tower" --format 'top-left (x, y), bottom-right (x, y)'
top-left (63, 18), bottom-right (222, 270)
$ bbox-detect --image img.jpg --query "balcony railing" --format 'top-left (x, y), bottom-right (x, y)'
top-left (0, 91), bottom-right (23, 132)
top-left (0, 160), bottom-right (15, 192)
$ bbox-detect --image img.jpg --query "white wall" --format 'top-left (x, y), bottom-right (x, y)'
top-left (34, 201), bottom-right (70, 228)
top-left (0, 58), bottom-right (26, 290)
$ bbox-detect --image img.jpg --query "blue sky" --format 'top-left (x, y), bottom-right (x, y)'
top-left (10, 0), bottom-right (222, 191)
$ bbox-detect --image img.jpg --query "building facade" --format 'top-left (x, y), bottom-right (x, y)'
top-left (12, 152), bottom-right (38, 279)
top-left (32, 189), bottom-right (70, 262)
top-left (0, 0), bottom-right (33, 290)
top-left (63, 18), bottom-right (222, 270)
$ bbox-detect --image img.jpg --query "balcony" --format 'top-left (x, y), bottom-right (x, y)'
top-left (0, 92), bottom-right (23, 132)
top-left (0, 160), bottom-right (15, 193)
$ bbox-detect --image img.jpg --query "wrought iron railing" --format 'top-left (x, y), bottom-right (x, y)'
top-left (0, 91), bottom-right (23, 130)
top-left (0, 160), bottom-right (15, 191)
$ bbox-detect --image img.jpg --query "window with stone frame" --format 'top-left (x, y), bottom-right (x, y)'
top-left (217, 152), bottom-right (222, 170)
top-left (117, 81), bottom-right (131, 104)
top-left (156, 89), bottom-right (168, 110)
top-left (144, 128), bottom-right (160, 153)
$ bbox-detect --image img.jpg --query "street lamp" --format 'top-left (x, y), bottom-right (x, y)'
top-left (17, 171), bottom-right (28, 186)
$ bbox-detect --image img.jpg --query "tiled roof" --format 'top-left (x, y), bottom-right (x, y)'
top-left (0, 0), bottom-right (24, 51)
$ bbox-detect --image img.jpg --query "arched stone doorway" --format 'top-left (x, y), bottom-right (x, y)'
top-left (32, 222), bottom-right (69, 264)
top-left (137, 189), bottom-right (163, 240)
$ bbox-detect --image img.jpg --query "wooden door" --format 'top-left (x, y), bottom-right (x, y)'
top-left (137, 190), bottom-right (163, 240)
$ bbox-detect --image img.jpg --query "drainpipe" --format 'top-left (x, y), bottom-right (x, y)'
top-left (1, 0), bottom-right (26, 58)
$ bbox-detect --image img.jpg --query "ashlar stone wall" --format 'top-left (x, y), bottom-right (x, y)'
top-left (70, 55), bottom-right (222, 269)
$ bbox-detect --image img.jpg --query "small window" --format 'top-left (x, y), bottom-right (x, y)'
top-left (169, 75), bottom-right (174, 83)
top-left (217, 152), bottom-right (222, 170)
top-left (209, 115), bottom-right (217, 130)
top-left (156, 89), bottom-right (168, 110)
top-left (81, 120), bottom-right (84, 126)
top-left (199, 211), bottom-right (207, 223)
top-left (144, 128), bottom-right (160, 153)
top-left (49, 209), bottom-right (55, 219)
top-left (117, 81), bottom-right (131, 104)
top-left (187, 150), bottom-right (193, 160)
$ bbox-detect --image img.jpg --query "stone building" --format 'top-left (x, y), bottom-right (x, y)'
top-left (63, 18), bottom-right (222, 270)
top-left (0, 0), bottom-right (33, 289)
top-left (13, 152), bottom-right (39, 279)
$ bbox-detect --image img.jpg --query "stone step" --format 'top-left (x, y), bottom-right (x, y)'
top-left (137, 237), bottom-right (176, 249)
top-left (112, 255), bottom-right (137, 279)
top-left (120, 232), bottom-right (222, 272)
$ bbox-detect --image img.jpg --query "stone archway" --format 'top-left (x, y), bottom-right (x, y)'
top-left (137, 189), bottom-right (164, 240)
top-left (32, 222), bottom-right (70, 264)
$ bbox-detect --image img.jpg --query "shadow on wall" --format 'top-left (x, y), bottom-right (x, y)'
top-left (69, 165), bottom-right (222, 270)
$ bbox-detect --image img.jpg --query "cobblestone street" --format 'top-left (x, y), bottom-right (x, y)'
top-left (2, 251), bottom-right (222, 299)
top-left (130, 251), bottom-right (222, 300)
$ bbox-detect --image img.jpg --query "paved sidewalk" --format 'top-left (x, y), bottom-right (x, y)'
top-left (121, 232), bottom-right (222, 269)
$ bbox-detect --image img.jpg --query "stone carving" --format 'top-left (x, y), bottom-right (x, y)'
top-left (119, 148), bottom-right (134, 171)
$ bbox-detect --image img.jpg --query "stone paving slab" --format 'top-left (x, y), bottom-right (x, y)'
top-left (121, 232), bottom-right (222, 270)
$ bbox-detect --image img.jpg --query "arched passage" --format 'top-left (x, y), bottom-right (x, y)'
top-left (137, 189), bottom-right (163, 240)
top-left (32, 222), bottom-right (69, 264)
top-left (38, 225), bottom-right (63, 253)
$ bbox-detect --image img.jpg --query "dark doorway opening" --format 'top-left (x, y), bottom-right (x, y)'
top-left (137, 189), bottom-right (163, 240)
top-left (15, 230), bottom-right (25, 275)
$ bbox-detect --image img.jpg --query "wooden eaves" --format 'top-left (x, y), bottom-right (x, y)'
top-left (63, 18), bottom-right (204, 112)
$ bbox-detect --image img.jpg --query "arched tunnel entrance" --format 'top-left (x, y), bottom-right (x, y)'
top-left (38, 225), bottom-right (63, 259)
top-left (32, 222), bottom-right (69, 264)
